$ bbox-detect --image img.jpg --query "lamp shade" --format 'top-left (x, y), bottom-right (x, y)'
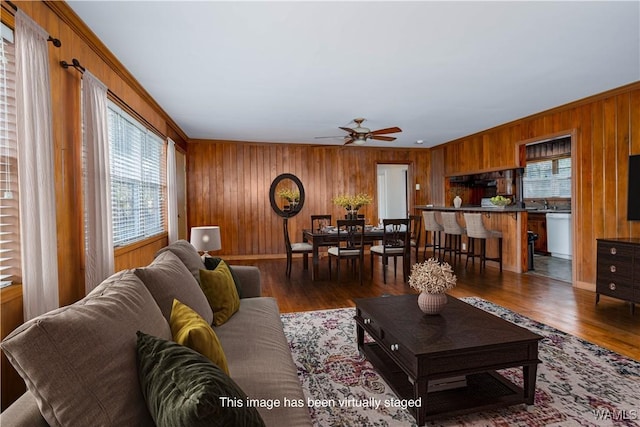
top-left (190, 226), bottom-right (221, 253)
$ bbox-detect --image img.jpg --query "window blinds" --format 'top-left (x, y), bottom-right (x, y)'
top-left (523, 157), bottom-right (571, 199)
top-left (0, 23), bottom-right (19, 288)
top-left (108, 102), bottom-right (166, 247)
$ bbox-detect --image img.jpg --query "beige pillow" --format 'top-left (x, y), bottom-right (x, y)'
top-left (170, 299), bottom-right (229, 374)
top-left (135, 250), bottom-right (213, 325)
top-left (0, 270), bottom-right (171, 427)
top-left (156, 239), bottom-right (206, 284)
top-left (199, 260), bottom-right (240, 326)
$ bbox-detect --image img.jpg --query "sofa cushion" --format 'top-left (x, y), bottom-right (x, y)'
top-left (204, 256), bottom-right (243, 298)
top-left (170, 299), bottom-right (229, 374)
top-left (156, 239), bottom-right (206, 284)
top-left (214, 297), bottom-right (312, 426)
top-left (199, 260), bottom-right (240, 326)
top-left (136, 331), bottom-right (266, 427)
top-left (135, 250), bottom-right (213, 324)
top-left (0, 270), bottom-right (171, 427)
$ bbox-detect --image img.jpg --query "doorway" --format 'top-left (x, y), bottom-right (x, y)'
top-left (520, 134), bottom-right (574, 284)
top-left (376, 164), bottom-right (409, 221)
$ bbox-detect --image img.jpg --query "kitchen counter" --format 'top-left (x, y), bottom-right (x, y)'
top-left (416, 205), bottom-right (528, 273)
top-left (416, 205), bottom-right (527, 213)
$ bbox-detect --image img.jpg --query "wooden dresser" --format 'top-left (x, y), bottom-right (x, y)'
top-left (596, 238), bottom-right (640, 314)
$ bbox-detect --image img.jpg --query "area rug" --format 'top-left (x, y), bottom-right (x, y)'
top-left (281, 297), bottom-right (640, 427)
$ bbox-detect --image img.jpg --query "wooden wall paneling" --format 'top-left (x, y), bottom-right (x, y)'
top-left (430, 147), bottom-right (445, 205)
top-left (602, 96), bottom-right (619, 239)
top-left (630, 89), bottom-right (640, 237)
top-left (616, 93), bottom-right (630, 238)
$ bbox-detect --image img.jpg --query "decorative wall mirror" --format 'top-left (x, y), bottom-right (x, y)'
top-left (269, 173), bottom-right (305, 218)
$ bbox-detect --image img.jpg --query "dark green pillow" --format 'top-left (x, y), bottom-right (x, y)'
top-left (136, 331), bottom-right (265, 427)
top-left (204, 256), bottom-right (243, 298)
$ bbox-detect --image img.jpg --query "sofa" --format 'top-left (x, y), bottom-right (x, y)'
top-left (1, 240), bottom-right (312, 427)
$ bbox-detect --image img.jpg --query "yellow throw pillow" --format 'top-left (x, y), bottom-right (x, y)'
top-left (169, 299), bottom-right (229, 374)
top-left (199, 260), bottom-right (240, 326)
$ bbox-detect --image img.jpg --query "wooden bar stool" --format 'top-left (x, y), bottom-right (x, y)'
top-left (463, 213), bottom-right (503, 272)
top-left (441, 212), bottom-right (466, 265)
top-left (422, 211), bottom-right (444, 261)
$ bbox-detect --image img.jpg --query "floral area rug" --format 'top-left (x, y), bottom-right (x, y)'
top-left (281, 297), bottom-right (640, 427)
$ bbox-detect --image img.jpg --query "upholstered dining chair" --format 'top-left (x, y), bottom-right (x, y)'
top-left (311, 214), bottom-right (332, 233)
top-left (370, 218), bottom-right (411, 284)
top-left (409, 214), bottom-right (422, 263)
top-left (328, 219), bottom-right (365, 285)
top-left (283, 218), bottom-right (313, 277)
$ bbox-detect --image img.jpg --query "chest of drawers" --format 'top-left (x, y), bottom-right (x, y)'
top-left (596, 238), bottom-right (640, 314)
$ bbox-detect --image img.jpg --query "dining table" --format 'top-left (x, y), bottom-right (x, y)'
top-left (302, 226), bottom-right (388, 281)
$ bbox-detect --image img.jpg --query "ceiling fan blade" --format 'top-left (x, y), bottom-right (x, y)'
top-left (370, 126), bottom-right (402, 135)
top-left (343, 137), bottom-right (355, 145)
top-left (370, 135), bottom-right (397, 141)
top-left (339, 126), bottom-right (356, 134)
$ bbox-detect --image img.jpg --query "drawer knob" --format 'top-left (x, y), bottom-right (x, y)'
top-left (390, 344), bottom-right (399, 351)
top-left (609, 282), bottom-right (617, 291)
top-left (610, 265), bottom-right (617, 273)
top-left (610, 247), bottom-right (617, 255)
top-left (363, 318), bottom-right (371, 325)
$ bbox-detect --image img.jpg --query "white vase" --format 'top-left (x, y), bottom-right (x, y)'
top-left (417, 292), bottom-right (448, 315)
top-left (453, 195), bottom-right (462, 208)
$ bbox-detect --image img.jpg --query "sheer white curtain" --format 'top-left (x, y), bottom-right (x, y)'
top-left (82, 71), bottom-right (114, 293)
top-left (15, 10), bottom-right (59, 319)
top-left (166, 138), bottom-right (178, 243)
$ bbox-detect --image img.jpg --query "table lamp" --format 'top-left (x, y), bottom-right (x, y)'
top-left (190, 226), bottom-right (221, 256)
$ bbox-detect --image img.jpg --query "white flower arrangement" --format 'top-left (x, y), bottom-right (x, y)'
top-left (409, 258), bottom-right (457, 294)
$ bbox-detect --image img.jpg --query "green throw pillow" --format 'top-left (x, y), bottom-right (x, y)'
top-left (199, 261), bottom-right (240, 326)
top-left (136, 331), bottom-right (265, 427)
top-left (204, 256), bottom-right (243, 298)
top-left (170, 299), bottom-right (229, 374)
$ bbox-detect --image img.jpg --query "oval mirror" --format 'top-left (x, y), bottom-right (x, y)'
top-left (269, 173), bottom-right (305, 218)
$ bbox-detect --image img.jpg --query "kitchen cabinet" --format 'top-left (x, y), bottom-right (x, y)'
top-left (596, 238), bottom-right (639, 314)
top-left (527, 213), bottom-right (548, 254)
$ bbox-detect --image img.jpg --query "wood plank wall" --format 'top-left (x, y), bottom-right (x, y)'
top-left (1, 1), bottom-right (186, 409)
top-left (187, 140), bottom-right (432, 257)
top-left (431, 82), bottom-right (640, 290)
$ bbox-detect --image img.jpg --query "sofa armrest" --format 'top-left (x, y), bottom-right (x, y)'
top-left (231, 265), bottom-right (261, 298)
top-left (0, 392), bottom-right (48, 427)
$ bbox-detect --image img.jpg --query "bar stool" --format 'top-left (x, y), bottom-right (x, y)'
top-left (463, 213), bottom-right (503, 272)
top-left (441, 212), bottom-right (466, 265)
top-left (422, 211), bottom-right (444, 260)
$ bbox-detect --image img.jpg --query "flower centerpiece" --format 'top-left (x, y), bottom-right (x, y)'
top-left (332, 193), bottom-right (373, 219)
top-left (277, 188), bottom-right (300, 209)
top-left (409, 258), bottom-right (457, 314)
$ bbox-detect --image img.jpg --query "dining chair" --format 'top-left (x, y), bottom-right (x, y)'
top-left (283, 217), bottom-right (313, 277)
top-left (370, 218), bottom-right (411, 284)
top-left (328, 219), bottom-right (365, 285)
top-left (409, 214), bottom-right (422, 264)
top-left (311, 214), bottom-right (332, 233)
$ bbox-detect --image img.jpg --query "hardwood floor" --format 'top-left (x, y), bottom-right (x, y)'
top-left (231, 252), bottom-right (639, 361)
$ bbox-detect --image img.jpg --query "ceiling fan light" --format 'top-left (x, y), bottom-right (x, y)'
top-left (354, 136), bottom-right (367, 145)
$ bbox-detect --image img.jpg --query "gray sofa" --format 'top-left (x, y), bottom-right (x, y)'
top-left (1, 240), bottom-right (312, 427)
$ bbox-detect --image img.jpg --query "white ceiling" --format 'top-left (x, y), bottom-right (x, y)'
top-left (67, 1), bottom-right (640, 148)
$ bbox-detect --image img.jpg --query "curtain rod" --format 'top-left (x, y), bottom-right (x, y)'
top-left (60, 58), bottom-right (85, 73)
top-left (6, 0), bottom-right (62, 47)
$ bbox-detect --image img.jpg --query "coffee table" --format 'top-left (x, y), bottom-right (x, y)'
top-left (354, 295), bottom-right (542, 425)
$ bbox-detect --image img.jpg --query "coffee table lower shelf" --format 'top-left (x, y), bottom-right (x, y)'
top-left (361, 342), bottom-right (528, 422)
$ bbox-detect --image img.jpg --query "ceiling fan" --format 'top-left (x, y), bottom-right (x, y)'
top-left (316, 118), bottom-right (402, 145)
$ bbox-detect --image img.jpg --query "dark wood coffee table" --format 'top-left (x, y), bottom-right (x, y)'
top-left (354, 295), bottom-right (542, 425)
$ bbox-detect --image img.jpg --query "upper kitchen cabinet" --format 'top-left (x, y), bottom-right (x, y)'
top-left (482, 128), bottom-right (519, 171)
top-left (444, 137), bottom-right (483, 175)
top-left (444, 129), bottom-right (519, 176)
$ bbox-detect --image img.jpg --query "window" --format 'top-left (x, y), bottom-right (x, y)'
top-left (523, 157), bottom-right (571, 199)
top-left (0, 22), bottom-right (19, 288)
top-left (108, 102), bottom-right (166, 247)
